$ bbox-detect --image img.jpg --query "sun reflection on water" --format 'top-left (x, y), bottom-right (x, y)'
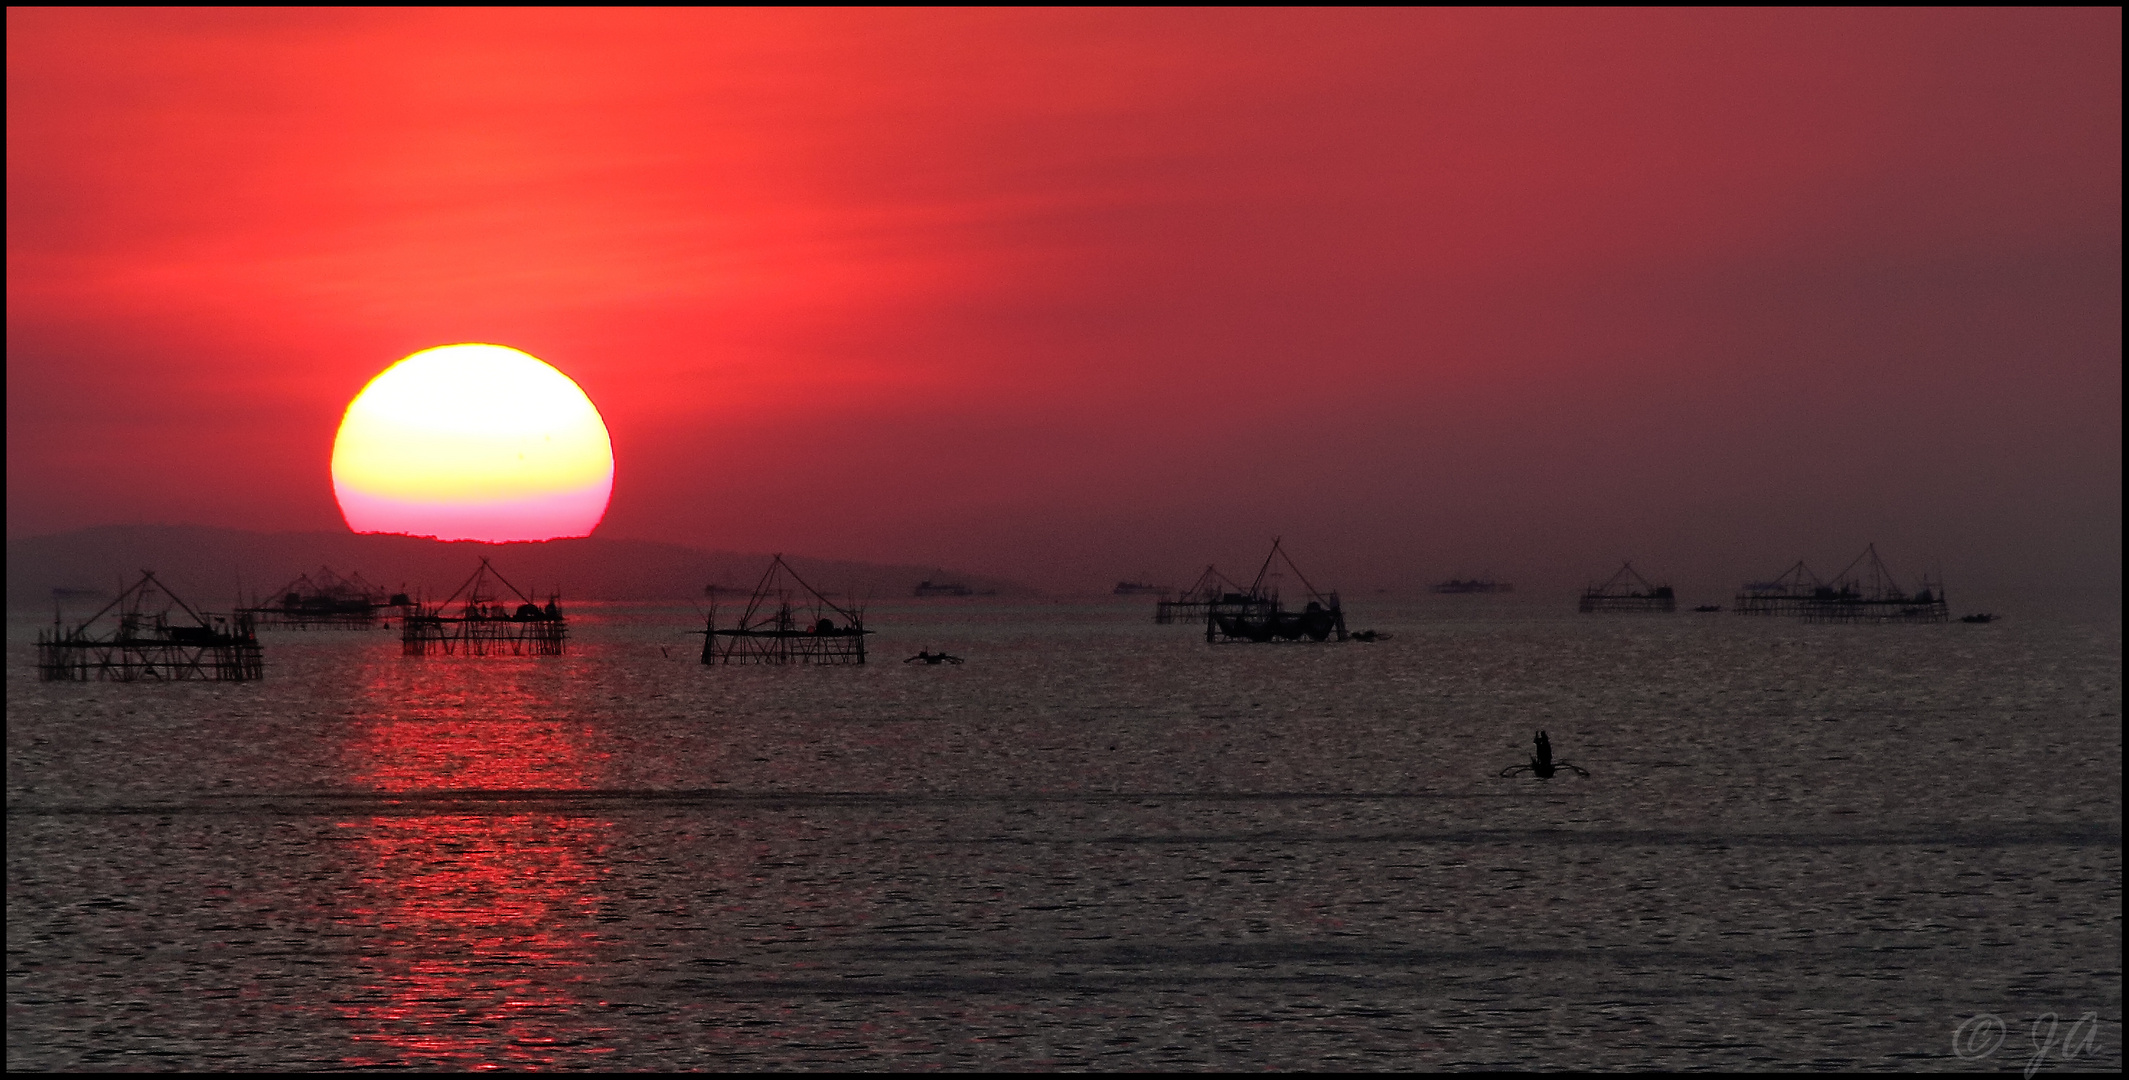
top-left (334, 659), bottom-right (618, 1069)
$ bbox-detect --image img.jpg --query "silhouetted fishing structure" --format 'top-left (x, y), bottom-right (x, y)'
top-left (703, 554), bottom-right (871, 665)
top-left (1733, 560), bottom-right (1826, 617)
top-left (1156, 565), bottom-right (1242, 624)
top-left (400, 558), bottom-right (567, 656)
top-left (240, 566), bottom-right (395, 629)
top-left (36, 571), bottom-right (262, 682)
top-left (1818, 544), bottom-right (1947, 623)
top-left (1204, 539), bottom-right (1348, 643)
top-left (1734, 545), bottom-right (1946, 623)
top-left (1579, 562), bottom-right (1675, 613)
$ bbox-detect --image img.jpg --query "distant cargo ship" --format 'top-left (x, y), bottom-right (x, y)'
top-left (1432, 578), bottom-right (1513, 594)
top-left (914, 580), bottom-right (973, 597)
top-left (1113, 580), bottom-right (1168, 596)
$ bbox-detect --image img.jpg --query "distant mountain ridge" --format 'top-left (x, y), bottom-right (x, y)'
top-left (5, 525), bottom-right (1034, 607)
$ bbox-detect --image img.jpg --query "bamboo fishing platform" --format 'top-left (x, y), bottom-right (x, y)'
top-left (702, 554), bottom-right (872, 665)
top-left (1204, 539), bottom-right (1348, 643)
top-left (1734, 559), bottom-right (1825, 617)
top-left (399, 559), bottom-right (568, 656)
top-left (240, 566), bottom-right (398, 630)
top-left (1156, 565), bottom-right (1242, 624)
top-left (36, 571), bottom-right (263, 681)
top-left (1579, 562), bottom-right (1676, 613)
top-left (1735, 544), bottom-right (1947, 623)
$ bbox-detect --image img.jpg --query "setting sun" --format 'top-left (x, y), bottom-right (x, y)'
top-left (331, 344), bottom-right (614, 542)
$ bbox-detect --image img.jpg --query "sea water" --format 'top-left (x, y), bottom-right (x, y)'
top-left (6, 600), bottom-right (2121, 1070)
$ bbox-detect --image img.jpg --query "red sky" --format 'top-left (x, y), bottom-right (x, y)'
top-left (8, 8), bottom-right (2120, 598)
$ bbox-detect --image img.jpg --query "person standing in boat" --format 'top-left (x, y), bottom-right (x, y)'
top-left (1534, 730), bottom-right (1553, 771)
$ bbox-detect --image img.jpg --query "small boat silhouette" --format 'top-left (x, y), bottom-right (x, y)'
top-left (1499, 730), bottom-right (1588, 778)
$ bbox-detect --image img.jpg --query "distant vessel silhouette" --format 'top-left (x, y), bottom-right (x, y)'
top-left (914, 580), bottom-right (973, 597)
top-left (904, 650), bottom-right (964, 664)
top-left (1432, 577), bottom-right (1513, 594)
top-left (1113, 580), bottom-right (1168, 596)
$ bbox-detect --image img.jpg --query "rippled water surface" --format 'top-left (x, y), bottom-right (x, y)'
top-left (8, 601), bottom-right (2121, 1070)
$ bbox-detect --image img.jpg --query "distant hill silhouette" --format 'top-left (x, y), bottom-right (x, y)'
top-left (5, 525), bottom-right (1034, 607)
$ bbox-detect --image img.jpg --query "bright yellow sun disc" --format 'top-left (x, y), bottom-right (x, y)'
top-left (331, 344), bottom-right (614, 542)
